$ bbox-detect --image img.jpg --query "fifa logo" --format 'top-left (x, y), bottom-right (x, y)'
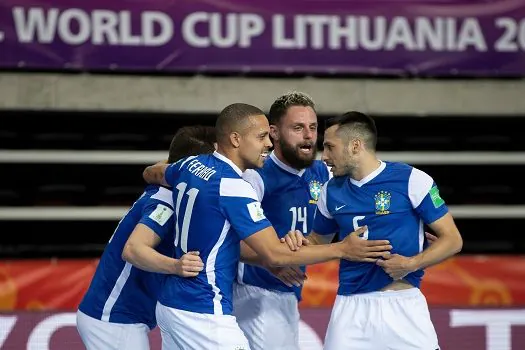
top-left (155, 207), bottom-right (167, 220)
top-left (374, 191), bottom-right (391, 215)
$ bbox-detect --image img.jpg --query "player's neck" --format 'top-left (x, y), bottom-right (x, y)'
top-left (351, 156), bottom-right (381, 181)
top-left (215, 148), bottom-right (246, 172)
top-left (272, 148), bottom-right (304, 171)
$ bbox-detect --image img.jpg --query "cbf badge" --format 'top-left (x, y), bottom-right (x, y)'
top-left (374, 190), bottom-right (391, 215)
top-left (309, 180), bottom-right (322, 204)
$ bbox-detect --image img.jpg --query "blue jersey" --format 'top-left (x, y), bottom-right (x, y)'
top-left (79, 185), bottom-right (175, 329)
top-left (158, 152), bottom-right (272, 315)
top-left (238, 152), bottom-right (331, 299)
top-left (313, 161), bottom-right (448, 296)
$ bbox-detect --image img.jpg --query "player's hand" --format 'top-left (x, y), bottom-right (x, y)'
top-left (376, 254), bottom-right (417, 280)
top-left (266, 265), bottom-right (306, 287)
top-left (339, 226), bottom-right (392, 263)
top-left (174, 251), bottom-right (204, 277)
top-left (280, 230), bottom-right (310, 251)
top-left (425, 232), bottom-right (438, 245)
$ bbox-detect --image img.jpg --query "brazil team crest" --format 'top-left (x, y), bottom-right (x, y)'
top-left (374, 190), bottom-right (391, 215)
top-left (309, 180), bottom-right (322, 204)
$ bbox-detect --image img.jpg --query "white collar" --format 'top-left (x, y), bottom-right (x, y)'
top-left (213, 151), bottom-right (243, 177)
top-left (270, 151), bottom-right (306, 177)
top-left (349, 160), bottom-right (386, 187)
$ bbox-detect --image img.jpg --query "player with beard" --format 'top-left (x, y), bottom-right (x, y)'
top-left (233, 93), bottom-right (392, 350)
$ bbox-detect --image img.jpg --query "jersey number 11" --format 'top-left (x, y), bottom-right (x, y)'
top-left (174, 182), bottom-right (199, 253)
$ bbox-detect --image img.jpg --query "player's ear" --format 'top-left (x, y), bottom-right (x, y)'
top-left (269, 125), bottom-right (279, 141)
top-left (350, 139), bottom-right (361, 154)
top-left (230, 132), bottom-right (241, 148)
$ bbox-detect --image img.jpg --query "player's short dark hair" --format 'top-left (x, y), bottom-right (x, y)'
top-left (215, 103), bottom-right (265, 143)
top-left (268, 91), bottom-right (316, 125)
top-left (325, 111), bottom-right (378, 151)
top-left (167, 125), bottom-right (216, 163)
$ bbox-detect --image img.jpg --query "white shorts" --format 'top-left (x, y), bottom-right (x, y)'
top-left (155, 301), bottom-right (251, 350)
top-left (76, 310), bottom-right (150, 350)
top-left (324, 288), bottom-right (439, 350)
top-left (233, 283), bottom-right (300, 350)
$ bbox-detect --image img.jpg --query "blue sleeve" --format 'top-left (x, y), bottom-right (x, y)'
top-left (313, 208), bottom-right (338, 235)
top-left (219, 178), bottom-right (272, 240)
top-left (164, 163), bottom-right (178, 187)
top-left (415, 183), bottom-right (449, 225)
top-left (138, 198), bottom-right (175, 240)
top-left (312, 183), bottom-right (338, 235)
top-left (408, 168), bottom-right (448, 225)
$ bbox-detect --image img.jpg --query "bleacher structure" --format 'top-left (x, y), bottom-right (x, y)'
top-left (1, 109), bottom-right (524, 257)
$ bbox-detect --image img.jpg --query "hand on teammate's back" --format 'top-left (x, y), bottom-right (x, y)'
top-left (339, 227), bottom-right (392, 263)
top-left (174, 251), bottom-right (204, 277)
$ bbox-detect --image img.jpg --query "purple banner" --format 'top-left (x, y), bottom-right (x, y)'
top-left (2, 308), bottom-right (525, 350)
top-left (1, 0), bottom-right (525, 76)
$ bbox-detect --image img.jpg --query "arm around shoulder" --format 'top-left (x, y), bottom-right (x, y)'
top-left (143, 162), bottom-right (170, 187)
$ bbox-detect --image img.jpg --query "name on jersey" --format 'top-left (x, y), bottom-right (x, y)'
top-left (186, 159), bottom-right (216, 181)
top-left (374, 190), bottom-right (391, 215)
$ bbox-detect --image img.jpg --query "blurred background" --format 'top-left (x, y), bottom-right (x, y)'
top-left (1, 0), bottom-right (525, 349)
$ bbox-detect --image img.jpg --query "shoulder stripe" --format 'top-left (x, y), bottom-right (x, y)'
top-left (408, 167), bottom-right (434, 208)
top-left (219, 178), bottom-right (258, 201)
top-left (150, 187), bottom-right (174, 206)
top-left (242, 170), bottom-right (265, 201)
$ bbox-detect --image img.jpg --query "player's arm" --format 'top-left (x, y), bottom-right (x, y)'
top-left (377, 213), bottom-right (462, 279)
top-left (281, 230), bottom-right (334, 249)
top-left (410, 212), bottom-right (462, 270)
top-left (308, 231), bottom-right (335, 245)
top-left (143, 161), bottom-right (170, 187)
top-left (240, 241), bottom-right (306, 287)
top-left (122, 224), bottom-right (202, 276)
top-left (243, 226), bottom-right (366, 267)
top-left (239, 241), bottom-right (261, 265)
top-left (408, 169), bottom-right (463, 269)
top-left (222, 178), bottom-right (374, 267)
top-left (282, 184), bottom-right (392, 262)
top-left (243, 232), bottom-right (333, 263)
top-left (122, 193), bottom-right (203, 277)
top-left (377, 169), bottom-right (462, 279)
top-left (237, 214), bottom-right (346, 266)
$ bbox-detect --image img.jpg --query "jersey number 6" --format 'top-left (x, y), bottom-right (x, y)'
top-left (352, 216), bottom-right (369, 240)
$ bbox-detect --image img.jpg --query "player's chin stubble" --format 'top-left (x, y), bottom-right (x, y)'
top-left (279, 139), bottom-right (316, 169)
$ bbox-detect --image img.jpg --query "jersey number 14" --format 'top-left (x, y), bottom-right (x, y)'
top-left (289, 206), bottom-right (308, 234)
